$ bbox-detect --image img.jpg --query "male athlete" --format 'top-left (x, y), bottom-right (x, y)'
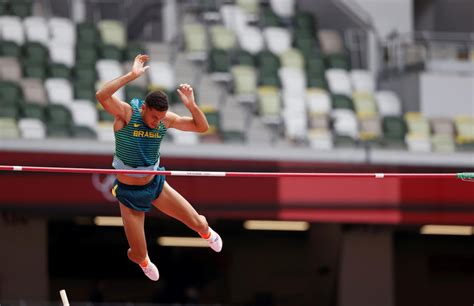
top-left (96, 54), bottom-right (223, 281)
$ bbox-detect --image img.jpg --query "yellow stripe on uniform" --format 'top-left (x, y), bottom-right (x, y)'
top-left (111, 184), bottom-right (118, 197)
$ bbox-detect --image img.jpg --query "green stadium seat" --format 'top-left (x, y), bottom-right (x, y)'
top-left (257, 50), bottom-right (280, 72)
top-left (23, 42), bottom-right (49, 64)
top-left (73, 65), bottom-right (97, 83)
top-left (124, 43), bottom-right (146, 61)
top-left (234, 50), bottom-right (255, 67)
top-left (76, 44), bottom-right (98, 66)
top-left (0, 80), bottom-right (23, 104)
top-left (0, 1), bottom-right (8, 15)
top-left (0, 41), bottom-right (21, 57)
top-left (73, 81), bottom-right (96, 101)
top-left (0, 103), bottom-right (19, 118)
top-left (260, 6), bottom-right (281, 27)
top-left (326, 53), bottom-right (350, 70)
top-left (99, 44), bottom-right (123, 61)
top-left (20, 103), bottom-right (45, 121)
top-left (48, 63), bottom-right (71, 79)
top-left (383, 116), bottom-right (407, 145)
top-left (10, 0), bottom-right (32, 18)
top-left (46, 104), bottom-right (72, 127)
top-left (208, 49), bottom-right (230, 73)
top-left (294, 10), bottom-right (317, 37)
top-left (22, 61), bottom-right (47, 80)
top-left (77, 23), bottom-right (100, 45)
top-left (332, 94), bottom-right (354, 110)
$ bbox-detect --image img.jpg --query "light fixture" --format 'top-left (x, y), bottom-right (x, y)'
top-left (243, 220), bottom-right (310, 231)
top-left (157, 236), bottom-right (209, 247)
top-left (93, 216), bottom-right (123, 227)
top-left (420, 225), bottom-right (473, 236)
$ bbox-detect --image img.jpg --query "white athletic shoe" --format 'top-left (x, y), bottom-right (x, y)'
top-left (206, 228), bottom-right (223, 252)
top-left (140, 258), bottom-right (159, 281)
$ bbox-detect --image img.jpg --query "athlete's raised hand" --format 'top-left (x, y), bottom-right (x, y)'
top-left (177, 83), bottom-right (197, 108)
top-left (131, 54), bottom-right (150, 78)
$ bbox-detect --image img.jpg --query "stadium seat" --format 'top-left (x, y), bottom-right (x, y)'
top-left (454, 116), bottom-right (474, 146)
top-left (0, 41), bottom-right (21, 57)
top-left (0, 16), bottom-right (25, 45)
top-left (405, 112), bottom-right (431, 136)
top-left (69, 100), bottom-right (98, 129)
top-left (382, 116), bottom-right (406, 146)
top-left (263, 27), bottom-right (292, 55)
top-left (10, 0), bottom-right (32, 18)
top-left (48, 63), bottom-right (71, 79)
top-left (257, 86), bottom-right (281, 123)
top-left (18, 118), bottom-right (46, 139)
top-left (23, 42), bottom-right (49, 64)
top-left (49, 17), bottom-right (76, 46)
top-left (306, 88), bottom-right (331, 115)
top-left (279, 67), bottom-right (306, 94)
top-left (318, 30), bottom-right (344, 55)
top-left (431, 134), bottom-right (455, 152)
top-left (308, 129), bottom-right (333, 150)
top-left (280, 48), bottom-right (304, 69)
top-left (20, 103), bottom-right (45, 120)
top-left (236, 0), bottom-right (259, 21)
top-left (77, 23), bottom-right (100, 45)
top-left (46, 104), bottom-right (72, 128)
top-left (74, 65), bottom-right (97, 83)
top-left (20, 78), bottom-right (47, 105)
top-left (220, 5), bottom-right (247, 34)
top-left (234, 50), bottom-right (256, 67)
top-left (73, 80), bottom-right (96, 101)
top-left (0, 80), bottom-right (23, 104)
top-left (270, 0), bottom-right (295, 19)
top-left (0, 118), bottom-right (20, 139)
top-left (23, 16), bottom-right (49, 45)
top-left (353, 92), bottom-right (377, 118)
top-left (332, 94), bottom-right (354, 110)
top-left (148, 61), bottom-right (175, 91)
top-left (231, 65), bottom-right (257, 100)
top-left (247, 117), bottom-right (273, 145)
top-left (237, 26), bottom-right (265, 55)
top-left (326, 68), bottom-right (352, 95)
top-left (331, 109), bottom-right (358, 139)
top-left (359, 116), bottom-right (382, 142)
top-left (210, 25), bottom-right (237, 51)
top-left (208, 49), bottom-right (232, 82)
top-left (0, 57), bottom-right (22, 82)
top-left (99, 44), bottom-right (123, 61)
top-left (183, 23), bottom-right (207, 61)
top-left (259, 6), bottom-right (281, 27)
top-left (350, 70), bottom-right (375, 93)
top-left (45, 78), bottom-right (73, 105)
top-left (375, 91), bottom-right (402, 116)
top-left (326, 53), bottom-right (350, 70)
top-left (98, 20), bottom-right (126, 49)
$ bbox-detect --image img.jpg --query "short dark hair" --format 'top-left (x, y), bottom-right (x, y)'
top-left (145, 90), bottom-right (169, 111)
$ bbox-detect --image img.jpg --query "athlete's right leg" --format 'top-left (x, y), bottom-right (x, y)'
top-left (119, 202), bottom-right (147, 264)
top-left (119, 202), bottom-right (159, 281)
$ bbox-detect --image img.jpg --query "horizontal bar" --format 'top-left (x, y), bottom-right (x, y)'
top-left (0, 165), bottom-right (464, 179)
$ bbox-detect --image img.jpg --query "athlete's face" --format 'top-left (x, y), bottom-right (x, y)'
top-left (141, 104), bottom-right (166, 129)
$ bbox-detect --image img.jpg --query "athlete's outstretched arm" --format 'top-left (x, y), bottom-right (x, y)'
top-left (168, 83), bottom-right (209, 133)
top-left (96, 54), bottom-right (149, 120)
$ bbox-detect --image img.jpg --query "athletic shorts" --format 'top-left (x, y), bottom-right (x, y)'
top-left (111, 172), bottom-right (166, 212)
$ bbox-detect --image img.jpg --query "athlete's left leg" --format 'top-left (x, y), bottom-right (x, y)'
top-left (152, 181), bottom-right (223, 252)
